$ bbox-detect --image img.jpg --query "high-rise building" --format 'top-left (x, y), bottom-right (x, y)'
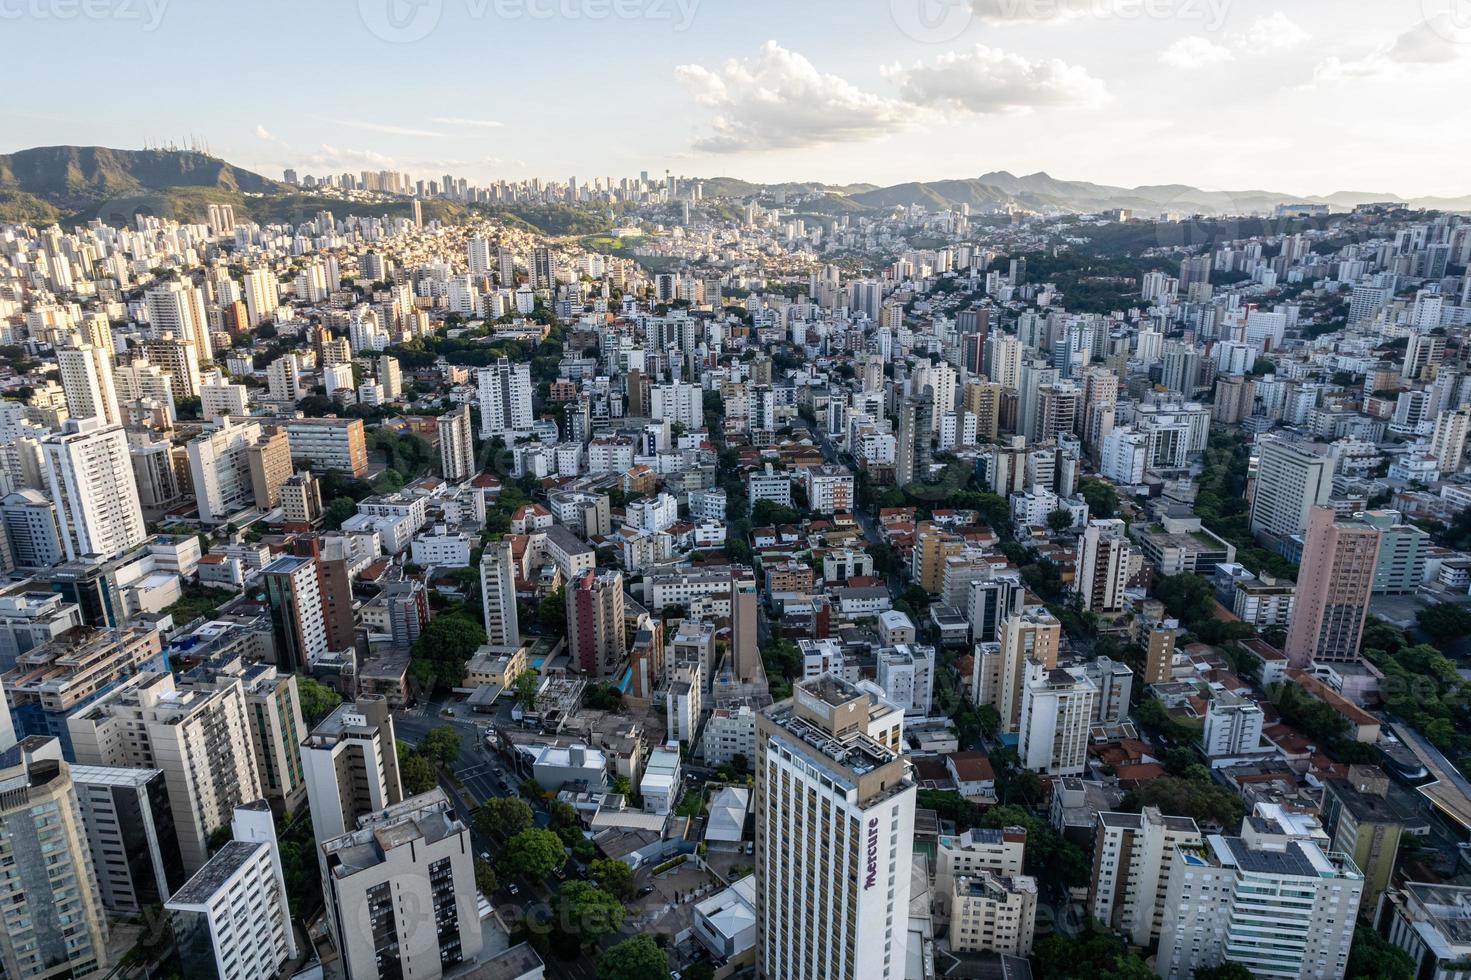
top-left (262, 555), bottom-right (328, 672)
top-left (477, 357), bottom-right (533, 438)
top-left (1285, 507), bottom-right (1379, 668)
top-left (301, 696), bottom-right (403, 844)
top-left (1143, 622), bottom-right (1180, 685)
top-left (72, 765), bottom-right (188, 914)
top-left (0, 489), bottom-right (65, 569)
top-left (1248, 437), bottom-right (1332, 550)
top-left (145, 279), bottom-right (212, 362)
top-left (530, 245), bottom-right (554, 290)
top-left (266, 352), bottom-right (301, 401)
top-left (1320, 767), bottom-right (1403, 914)
top-left (438, 404), bottom-right (475, 483)
top-left (1430, 408), bottom-right (1471, 473)
top-left (56, 345), bottom-right (120, 427)
top-left (167, 803), bottom-right (298, 980)
top-left (187, 418), bottom-right (263, 524)
top-left (242, 269), bottom-right (278, 327)
top-left (479, 540), bottom-right (521, 649)
top-left (1090, 807), bottom-right (1202, 947)
top-left (0, 738), bottom-right (110, 980)
top-left (755, 676), bottom-right (916, 980)
top-left (1156, 805), bottom-right (1363, 980)
top-left (246, 428), bottom-right (293, 510)
top-left (949, 873), bottom-right (1038, 956)
top-left (975, 606), bottom-right (1061, 734)
top-left (377, 354), bottom-right (402, 399)
top-left (730, 575), bottom-right (761, 683)
top-left (1017, 661), bottom-right (1096, 775)
top-left (68, 672), bottom-right (262, 873)
top-left (1076, 519), bottom-right (1131, 614)
top-left (895, 390), bottom-right (933, 488)
top-left (567, 568), bottom-right (626, 679)
top-left (320, 790), bottom-right (483, 980)
top-left (43, 417), bottom-right (147, 561)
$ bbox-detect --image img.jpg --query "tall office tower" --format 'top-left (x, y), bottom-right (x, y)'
top-left (477, 357), bottom-right (533, 438)
top-left (321, 790), bottom-right (483, 980)
top-left (1285, 507), bottom-right (1379, 668)
top-left (913, 361), bottom-right (958, 430)
top-left (1161, 343), bottom-right (1201, 396)
top-left (68, 672), bottom-right (262, 873)
top-left (242, 268), bottom-right (278, 327)
top-left (72, 765), bottom-right (188, 914)
top-left (1089, 807), bottom-right (1202, 947)
top-left (895, 390), bottom-right (934, 488)
top-left (43, 418), bottom-right (147, 561)
top-left (976, 606), bottom-right (1062, 734)
top-left (1017, 361), bottom-right (1059, 443)
top-left (730, 575), bottom-right (761, 682)
top-left (246, 428), bottom-right (293, 510)
top-left (567, 568), bottom-right (627, 679)
top-left (1076, 519), bottom-right (1131, 614)
top-left (266, 352), bottom-right (301, 401)
top-left (1017, 661), bottom-right (1096, 775)
top-left (301, 696), bottom-right (404, 844)
top-left (1430, 408), bottom-right (1471, 473)
top-left (1143, 622), bottom-right (1180, 685)
top-left (145, 279), bottom-right (212, 362)
top-left (1156, 806), bottom-right (1363, 980)
top-left (167, 802), bottom-right (298, 980)
top-left (262, 555), bottom-right (327, 671)
top-left (187, 418), bottom-right (263, 524)
top-left (530, 245), bottom-right (554, 289)
top-left (497, 246), bottom-right (516, 286)
top-left (467, 236), bottom-right (492, 273)
top-left (437, 404), bottom-right (476, 483)
top-left (1319, 767), bottom-right (1404, 915)
top-left (479, 540), bottom-right (521, 648)
top-left (56, 345), bottom-right (120, 427)
top-left (1247, 437), bottom-right (1332, 550)
top-left (0, 738), bottom-right (110, 980)
top-left (754, 676), bottom-right (916, 980)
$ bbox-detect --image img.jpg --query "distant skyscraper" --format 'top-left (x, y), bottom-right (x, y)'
top-left (1248, 437), bottom-right (1332, 551)
top-left (43, 417), bottom-right (147, 560)
top-left (1076, 519), bottom-right (1131, 614)
top-left (1285, 507), bottom-right (1379, 668)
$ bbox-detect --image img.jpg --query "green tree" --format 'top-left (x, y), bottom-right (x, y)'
top-left (1121, 776), bottom-right (1244, 828)
top-left (1047, 508), bottom-right (1075, 533)
top-left (556, 881), bottom-right (626, 945)
top-left (474, 797), bottom-right (533, 841)
top-left (1192, 964), bottom-right (1256, 980)
top-left (410, 611), bottom-right (487, 690)
top-left (538, 587), bottom-right (567, 634)
top-left (396, 743), bottom-right (437, 795)
top-left (597, 934), bottom-right (667, 979)
top-left (295, 677), bottom-right (341, 724)
top-left (500, 828), bottom-right (566, 880)
top-left (473, 857), bottom-right (497, 896)
top-left (1418, 602), bottom-right (1471, 646)
top-left (514, 670), bottom-right (540, 712)
top-left (1345, 924), bottom-right (1414, 980)
top-left (322, 497), bottom-right (358, 531)
top-left (1079, 478), bottom-right (1119, 519)
top-left (588, 857), bottom-right (636, 900)
top-left (417, 726), bottom-right (462, 769)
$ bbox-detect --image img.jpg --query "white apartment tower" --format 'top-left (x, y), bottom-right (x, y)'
top-left (755, 675), bottom-right (916, 980)
top-left (477, 357), bottom-right (533, 438)
top-left (1076, 518), bottom-right (1131, 614)
top-left (480, 539), bottom-right (521, 648)
top-left (56, 345), bottom-right (120, 427)
top-left (1156, 807), bottom-right (1364, 980)
top-left (1090, 807), bottom-right (1203, 947)
top-left (1017, 661), bottom-right (1096, 776)
top-left (438, 404), bottom-right (476, 483)
top-left (300, 697), bottom-right (404, 845)
top-left (43, 417), bottom-right (148, 560)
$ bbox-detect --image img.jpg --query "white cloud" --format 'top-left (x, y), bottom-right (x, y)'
top-left (254, 124), bottom-right (280, 142)
top-left (675, 41), bottom-right (909, 153)
top-left (432, 116), bottom-right (504, 129)
top-left (1308, 18), bottom-right (1466, 86)
top-left (1236, 12), bottom-right (1309, 51)
top-left (883, 45), bottom-right (1110, 113)
top-left (324, 118), bottom-right (447, 139)
top-left (971, 0), bottom-right (1093, 24)
top-left (1159, 36), bottom-right (1234, 70)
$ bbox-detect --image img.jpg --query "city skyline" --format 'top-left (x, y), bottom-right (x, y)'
top-left (4, 0), bottom-right (1470, 197)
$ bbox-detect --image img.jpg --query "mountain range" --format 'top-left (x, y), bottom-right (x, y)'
top-left (0, 146), bottom-right (1467, 227)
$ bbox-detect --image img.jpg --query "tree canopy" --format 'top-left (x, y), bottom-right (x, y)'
top-left (597, 934), bottom-right (667, 980)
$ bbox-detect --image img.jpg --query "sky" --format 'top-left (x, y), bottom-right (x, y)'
top-left (4, 0), bottom-right (1470, 198)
